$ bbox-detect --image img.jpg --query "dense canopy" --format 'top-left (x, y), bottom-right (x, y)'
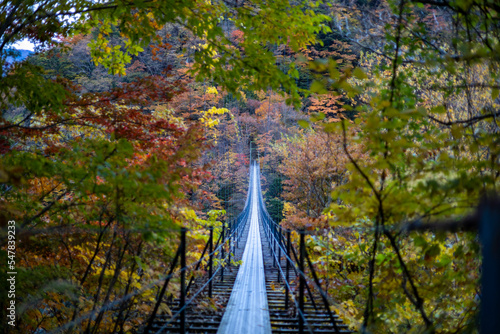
top-left (1, 0), bottom-right (499, 333)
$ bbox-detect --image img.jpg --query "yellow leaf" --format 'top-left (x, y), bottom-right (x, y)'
top-left (492, 88), bottom-right (499, 100)
top-left (159, 303), bottom-right (172, 316)
top-left (353, 67), bottom-right (368, 79)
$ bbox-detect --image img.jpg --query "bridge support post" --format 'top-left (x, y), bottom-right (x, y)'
top-left (209, 227), bottom-right (213, 298)
top-left (273, 244), bottom-right (276, 267)
top-left (285, 230), bottom-right (291, 310)
top-left (278, 226), bottom-right (282, 283)
top-left (235, 218), bottom-right (239, 249)
top-left (228, 220), bottom-right (232, 266)
top-left (221, 222), bottom-right (225, 282)
top-left (231, 220), bottom-right (234, 253)
top-left (268, 219), bottom-right (272, 247)
top-left (180, 228), bottom-right (187, 334)
top-left (299, 230), bottom-right (305, 334)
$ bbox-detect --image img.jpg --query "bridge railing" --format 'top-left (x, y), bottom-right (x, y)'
top-left (142, 170), bottom-right (254, 334)
top-left (255, 163), bottom-right (342, 334)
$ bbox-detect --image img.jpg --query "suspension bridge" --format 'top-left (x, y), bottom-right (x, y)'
top-left (143, 162), bottom-right (352, 334)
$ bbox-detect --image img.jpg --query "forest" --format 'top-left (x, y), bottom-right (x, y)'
top-left (1, 0), bottom-right (499, 333)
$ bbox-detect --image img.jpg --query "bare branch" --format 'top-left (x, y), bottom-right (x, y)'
top-left (428, 111), bottom-right (500, 126)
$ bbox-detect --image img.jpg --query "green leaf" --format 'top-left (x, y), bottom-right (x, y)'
top-left (297, 120), bottom-right (310, 128)
top-left (451, 124), bottom-right (463, 139)
top-left (437, 254), bottom-right (452, 267)
top-left (353, 67), bottom-right (368, 80)
top-left (492, 88), bottom-right (499, 100)
top-left (413, 235), bottom-right (427, 248)
top-left (430, 105), bottom-right (446, 114)
top-left (310, 80), bottom-right (326, 94)
top-left (375, 253), bottom-right (386, 265)
top-left (425, 244), bottom-right (441, 258)
top-left (310, 112), bottom-right (326, 122)
top-left (323, 122), bottom-right (341, 133)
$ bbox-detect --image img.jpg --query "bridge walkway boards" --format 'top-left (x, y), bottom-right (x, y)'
top-left (149, 163), bottom-right (353, 333)
top-left (216, 164), bottom-right (272, 334)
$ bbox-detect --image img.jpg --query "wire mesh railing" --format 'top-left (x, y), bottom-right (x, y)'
top-left (142, 174), bottom-right (254, 334)
top-left (255, 163), bottom-right (341, 334)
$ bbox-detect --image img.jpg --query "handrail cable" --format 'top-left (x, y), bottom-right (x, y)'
top-left (52, 211), bottom-right (248, 334)
top-left (256, 164), bottom-right (341, 333)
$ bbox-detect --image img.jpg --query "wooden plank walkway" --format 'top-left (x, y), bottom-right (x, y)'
top-left (217, 163), bottom-right (272, 334)
top-left (147, 162), bottom-right (352, 333)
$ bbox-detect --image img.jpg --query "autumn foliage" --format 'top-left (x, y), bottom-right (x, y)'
top-left (1, 0), bottom-right (499, 333)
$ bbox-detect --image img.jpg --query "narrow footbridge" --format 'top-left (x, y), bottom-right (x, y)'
top-left (143, 162), bottom-right (352, 334)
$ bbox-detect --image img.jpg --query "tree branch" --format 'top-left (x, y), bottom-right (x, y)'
top-left (428, 111), bottom-right (500, 126)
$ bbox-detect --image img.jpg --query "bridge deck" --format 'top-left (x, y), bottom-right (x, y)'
top-left (217, 164), bottom-right (272, 334)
